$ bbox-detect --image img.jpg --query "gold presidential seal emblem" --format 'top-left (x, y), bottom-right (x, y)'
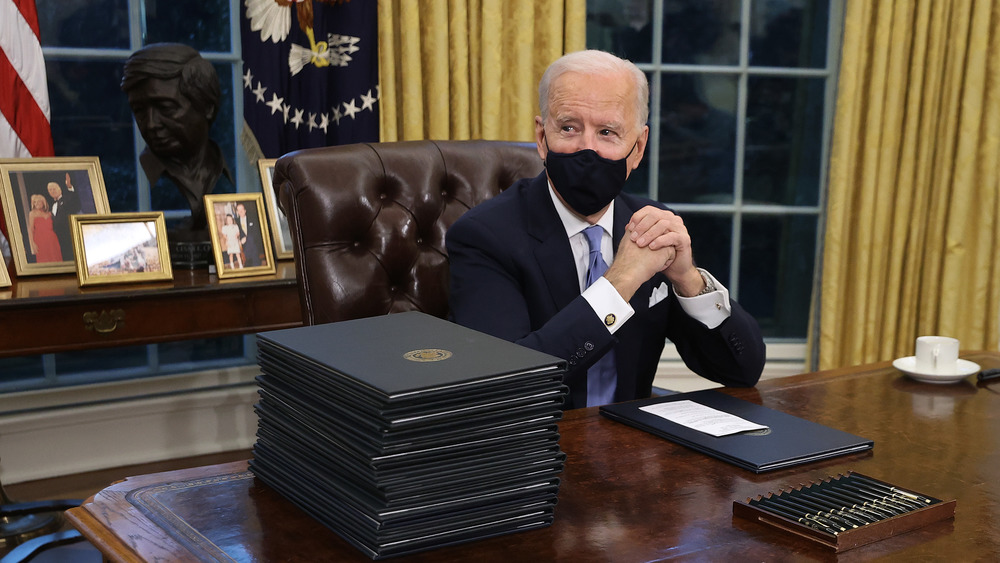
top-left (403, 349), bottom-right (453, 362)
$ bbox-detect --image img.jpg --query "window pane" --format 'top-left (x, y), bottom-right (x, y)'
top-left (588, 0), bottom-right (741, 65)
top-left (0, 337), bottom-right (253, 393)
top-left (586, 0), bottom-right (651, 61)
top-left (37, 0), bottom-right (130, 49)
top-left (662, 0), bottom-right (740, 65)
top-left (658, 73), bottom-right (738, 204)
top-left (46, 59), bottom-right (138, 212)
top-left (740, 214), bottom-right (817, 338)
top-left (680, 213), bottom-right (732, 286)
top-left (158, 336), bottom-right (247, 365)
top-left (53, 345), bottom-right (148, 374)
top-left (744, 76), bottom-right (825, 206)
top-left (0, 357), bottom-right (45, 390)
top-left (144, 0), bottom-right (231, 52)
top-left (750, 0), bottom-right (830, 68)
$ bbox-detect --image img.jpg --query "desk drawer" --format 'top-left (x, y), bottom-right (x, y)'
top-left (0, 284), bottom-right (301, 356)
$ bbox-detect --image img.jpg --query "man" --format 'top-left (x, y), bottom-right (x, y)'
top-left (236, 202), bottom-right (264, 267)
top-left (121, 43), bottom-right (233, 232)
top-left (48, 174), bottom-right (80, 261)
top-left (447, 50), bottom-right (765, 410)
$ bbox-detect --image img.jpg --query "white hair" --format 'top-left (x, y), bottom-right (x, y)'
top-left (538, 50), bottom-right (650, 128)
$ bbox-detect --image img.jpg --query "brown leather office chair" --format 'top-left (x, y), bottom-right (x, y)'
top-left (272, 140), bottom-right (544, 326)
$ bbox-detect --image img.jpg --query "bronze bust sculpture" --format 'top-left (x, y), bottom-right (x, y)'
top-left (122, 43), bottom-right (232, 265)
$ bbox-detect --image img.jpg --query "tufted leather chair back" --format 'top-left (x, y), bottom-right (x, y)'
top-left (273, 140), bottom-right (544, 326)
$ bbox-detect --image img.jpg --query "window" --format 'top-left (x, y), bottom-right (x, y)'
top-left (0, 0), bottom-right (253, 394)
top-left (587, 0), bottom-right (843, 343)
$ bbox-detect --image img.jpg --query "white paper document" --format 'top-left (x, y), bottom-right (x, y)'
top-left (639, 400), bottom-right (769, 437)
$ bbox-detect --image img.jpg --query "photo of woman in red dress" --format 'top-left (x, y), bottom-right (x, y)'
top-left (27, 193), bottom-right (63, 263)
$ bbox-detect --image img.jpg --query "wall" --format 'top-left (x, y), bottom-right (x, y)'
top-left (0, 366), bottom-right (258, 484)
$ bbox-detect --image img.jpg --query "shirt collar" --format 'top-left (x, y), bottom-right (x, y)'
top-left (546, 179), bottom-right (615, 239)
top-left (139, 141), bottom-right (234, 187)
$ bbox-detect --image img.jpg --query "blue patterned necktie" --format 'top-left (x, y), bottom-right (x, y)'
top-left (583, 225), bottom-right (616, 406)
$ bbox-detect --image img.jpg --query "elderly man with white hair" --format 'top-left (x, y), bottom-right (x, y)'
top-left (447, 50), bottom-right (766, 410)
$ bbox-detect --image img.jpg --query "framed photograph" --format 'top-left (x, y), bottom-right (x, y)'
top-left (0, 260), bottom-right (10, 289)
top-left (258, 158), bottom-right (293, 260)
top-left (70, 212), bottom-right (173, 286)
top-left (0, 157), bottom-right (111, 277)
top-left (204, 193), bottom-right (276, 279)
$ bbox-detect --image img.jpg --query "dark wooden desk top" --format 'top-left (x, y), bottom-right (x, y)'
top-left (0, 261), bottom-right (301, 357)
top-left (67, 351), bottom-right (1000, 562)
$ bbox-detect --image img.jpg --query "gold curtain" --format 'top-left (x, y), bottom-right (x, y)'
top-left (817, 0), bottom-right (1000, 369)
top-left (377, 0), bottom-right (586, 142)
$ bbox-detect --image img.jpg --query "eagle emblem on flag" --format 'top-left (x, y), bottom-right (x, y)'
top-left (241, 0), bottom-right (379, 159)
top-left (245, 0), bottom-right (360, 75)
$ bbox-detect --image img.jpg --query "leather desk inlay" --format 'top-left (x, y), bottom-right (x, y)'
top-left (126, 472), bottom-right (254, 563)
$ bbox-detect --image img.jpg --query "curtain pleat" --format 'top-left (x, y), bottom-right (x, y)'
top-left (817, 0), bottom-right (1000, 369)
top-left (377, 0), bottom-right (586, 142)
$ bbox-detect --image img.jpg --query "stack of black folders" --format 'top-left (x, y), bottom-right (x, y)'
top-left (250, 311), bottom-right (568, 560)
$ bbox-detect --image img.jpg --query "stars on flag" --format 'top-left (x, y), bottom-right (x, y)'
top-left (251, 82), bottom-right (267, 103)
top-left (266, 92), bottom-right (284, 115)
top-left (242, 68), bottom-right (378, 131)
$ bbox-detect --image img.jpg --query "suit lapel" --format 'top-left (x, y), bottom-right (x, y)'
top-left (522, 175), bottom-right (579, 311)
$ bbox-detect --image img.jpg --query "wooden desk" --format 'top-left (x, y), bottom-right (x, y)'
top-left (0, 261), bottom-right (302, 358)
top-left (66, 352), bottom-right (1000, 562)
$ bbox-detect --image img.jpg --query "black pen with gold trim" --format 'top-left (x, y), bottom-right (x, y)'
top-left (751, 497), bottom-right (841, 535)
top-left (845, 474), bottom-right (934, 505)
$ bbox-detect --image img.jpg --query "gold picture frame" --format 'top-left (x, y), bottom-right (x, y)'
top-left (0, 157), bottom-right (111, 277)
top-left (258, 158), bottom-right (293, 260)
top-left (0, 260), bottom-right (10, 289)
top-left (204, 193), bottom-right (276, 279)
top-left (70, 212), bottom-right (173, 287)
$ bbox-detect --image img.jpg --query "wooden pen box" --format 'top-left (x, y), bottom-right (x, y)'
top-left (732, 472), bottom-right (956, 552)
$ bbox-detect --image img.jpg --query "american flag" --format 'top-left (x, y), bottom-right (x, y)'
top-left (1, 0), bottom-right (53, 239)
top-left (241, 0), bottom-right (379, 160)
top-left (0, 0), bottom-right (53, 159)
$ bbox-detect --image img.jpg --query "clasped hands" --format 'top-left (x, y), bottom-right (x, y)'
top-left (604, 206), bottom-right (705, 301)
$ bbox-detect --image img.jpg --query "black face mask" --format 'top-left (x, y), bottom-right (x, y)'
top-left (545, 140), bottom-right (635, 216)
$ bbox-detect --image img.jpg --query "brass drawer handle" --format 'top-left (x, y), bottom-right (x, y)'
top-left (83, 309), bottom-right (126, 334)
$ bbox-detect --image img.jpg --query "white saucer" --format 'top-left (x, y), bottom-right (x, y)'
top-left (892, 357), bottom-right (981, 384)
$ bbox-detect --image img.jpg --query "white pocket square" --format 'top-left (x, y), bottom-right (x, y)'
top-left (649, 281), bottom-right (670, 307)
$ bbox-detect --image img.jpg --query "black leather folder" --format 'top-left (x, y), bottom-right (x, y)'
top-left (600, 389), bottom-right (873, 473)
top-left (256, 311), bottom-right (566, 404)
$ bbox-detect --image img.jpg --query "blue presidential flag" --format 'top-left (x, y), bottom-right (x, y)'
top-left (241, 0), bottom-right (379, 158)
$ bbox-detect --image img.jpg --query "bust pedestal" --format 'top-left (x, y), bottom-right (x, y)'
top-left (168, 228), bottom-right (212, 270)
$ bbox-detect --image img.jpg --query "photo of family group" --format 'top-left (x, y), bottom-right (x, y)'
top-left (0, 157), bottom-right (110, 276)
top-left (205, 193), bottom-right (275, 279)
top-left (71, 212), bottom-right (173, 286)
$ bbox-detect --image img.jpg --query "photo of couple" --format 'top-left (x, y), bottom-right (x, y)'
top-left (26, 173), bottom-right (79, 264)
top-left (0, 157), bottom-right (111, 276)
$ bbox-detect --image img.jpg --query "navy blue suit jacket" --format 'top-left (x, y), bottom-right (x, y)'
top-left (446, 172), bottom-right (765, 409)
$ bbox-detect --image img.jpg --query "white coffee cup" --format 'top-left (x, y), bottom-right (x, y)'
top-left (914, 336), bottom-right (960, 374)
